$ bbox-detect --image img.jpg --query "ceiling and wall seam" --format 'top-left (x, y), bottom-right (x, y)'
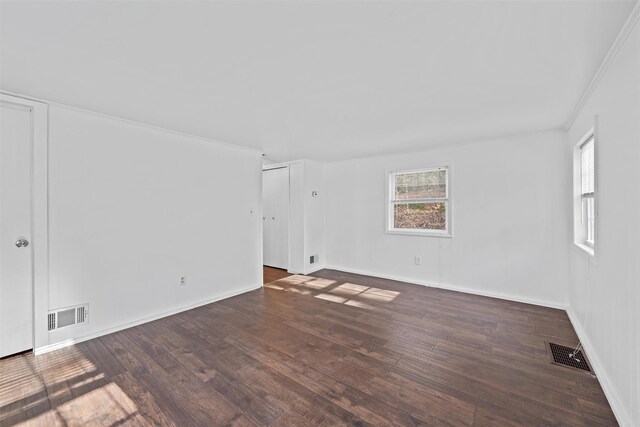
top-left (323, 127), bottom-right (566, 165)
top-left (564, 1), bottom-right (640, 130)
top-left (0, 89), bottom-right (262, 155)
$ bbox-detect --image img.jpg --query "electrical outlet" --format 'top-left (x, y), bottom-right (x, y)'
top-left (179, 276), bottom-right (187, 286)
top-left (414, 256), bottom-right (421, 265)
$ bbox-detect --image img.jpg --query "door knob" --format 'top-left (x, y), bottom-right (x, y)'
top-left (15, 239), bottom-right (29, 248)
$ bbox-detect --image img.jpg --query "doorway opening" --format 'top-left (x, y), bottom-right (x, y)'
top-left (262, 165), bottom-right (290, 284)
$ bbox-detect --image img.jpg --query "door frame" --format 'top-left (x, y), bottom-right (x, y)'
top-left (262, 163), bottom-right (290, 272)
top-left (1, 92), bottom-right (49, 354)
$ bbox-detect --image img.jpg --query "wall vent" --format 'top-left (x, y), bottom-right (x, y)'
top-left (310, 255), bottom-right (318, 264)
top-left (77, 306), bottom-right (87, 323)
top-left (47, 313), bottom-right (56, 331)
top-left (48, 304), bottom-right (89, 332)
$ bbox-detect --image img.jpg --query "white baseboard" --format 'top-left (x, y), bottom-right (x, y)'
top-left (287, 264), bottom-right (328, 274)
top-left (34, 283), bottom-right (262, 355)
top-left (302, 263), bottom-right (326, 275)
top-left (566, 308), bottom-right (629, 426)
top-left (324, 265), bottom-right (567, 310)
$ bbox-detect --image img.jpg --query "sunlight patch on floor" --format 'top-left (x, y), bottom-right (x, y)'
top-left (329, 283), bottom-right (399, 302)
top-left (301, 278), bottom-right (336, 289)
top-left (54, 382), bottom-right (143, 425)
top-left (334, 283), bottom-right (369, 293)
top-left (284, 287), bottom-right (312, 295)
top-left (0, 347), bottom-right (143, 427)
top-left (360, 288), bottom-right (400, 302)
top-left (344, 299), bottom-right (376, 310)
top-left (37, 347), bottom-right (98, 384)
top-left (268, 275), bottom-right (401, 310)
top-left (0, 356), bottom-right (44, 407)
top-left (315, 293), bottom-right (347, 303)
top-left (279, 275), bottom-right (313, 285)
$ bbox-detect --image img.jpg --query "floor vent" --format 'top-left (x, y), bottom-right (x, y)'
top-left (547, 342), bottom-right (591, 372)
top-left (48, 304), bottom-right (89, 332)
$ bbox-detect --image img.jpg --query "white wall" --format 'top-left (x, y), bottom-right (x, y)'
top-left (566, 15), bottom-right (640, 426)
top-left (325, 130), bottom-right (571, 308)
top-left (287, 161), bottom-right (305, 274)
top-left (302, 160), bottom-right (325, 274)
top-left (44, 105), bottom-right (262, 349)
top-left (285, 159), bottom-right (325, 274)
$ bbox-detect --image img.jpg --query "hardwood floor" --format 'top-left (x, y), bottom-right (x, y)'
top-left (0, 269), bottom-right (616, 426)
top-left (263, 266), bottom-right (291, 284)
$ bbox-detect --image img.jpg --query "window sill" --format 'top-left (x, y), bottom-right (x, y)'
top-left (386, 229), bottom-right (452, 238)
top-left (574, 242), bottom-right (595, 257)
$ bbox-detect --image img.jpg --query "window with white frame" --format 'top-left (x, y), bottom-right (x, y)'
top-left (576, 132), bottom-right (595, 251)
top-left (387, 167), bottom-right (450, 236)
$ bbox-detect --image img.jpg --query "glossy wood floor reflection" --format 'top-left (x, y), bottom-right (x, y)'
top-left (0, 270), bottom-right (616, 426)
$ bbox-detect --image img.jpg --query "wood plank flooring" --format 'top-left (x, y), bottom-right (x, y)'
top-left (0, 269), bottom-right (616, 426)
top-left (263, 266), bottom-right (291, 284)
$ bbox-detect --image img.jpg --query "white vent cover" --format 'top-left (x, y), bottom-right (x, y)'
top-left (48, 304), bottom-right (89, 332)
top-left (47, 313), bottom-right (56, 331)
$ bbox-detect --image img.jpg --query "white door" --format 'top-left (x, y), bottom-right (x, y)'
top-left (0, 101), bottom-right (34, 358)
top-left (262, 167), bottom-right (289, 269)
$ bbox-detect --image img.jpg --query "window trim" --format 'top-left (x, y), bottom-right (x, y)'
top-left (573, 127), bottom-right (596, 257)
top-left (385, 165), bottom-right (452, 238)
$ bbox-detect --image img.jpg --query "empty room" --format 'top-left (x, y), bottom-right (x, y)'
top-left (1, 0), bottom-right (639, 425)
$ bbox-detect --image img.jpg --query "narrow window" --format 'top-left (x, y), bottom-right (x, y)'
top-left (387, 167), bottom-right (451, 237)
top-left (575, 132), bottom-right (595, 253)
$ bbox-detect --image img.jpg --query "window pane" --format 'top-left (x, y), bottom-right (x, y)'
top-left (395, 169), bottom-right (446, 199)
top-left (583, 195), bottom-right (595, 244)
top-left (393, 202), bottom-right (446, 230)
top-left (581, 137), bottom-right (594, 194)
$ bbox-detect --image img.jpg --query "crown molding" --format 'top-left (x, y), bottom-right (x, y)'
top-left (0, 89), bottom-right (263, 155)
top-left (564, 1), bottom-right (640, 130)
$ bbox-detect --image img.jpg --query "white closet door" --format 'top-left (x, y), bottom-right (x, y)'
top-left (262, 167), bottom-right (289, 269)
top-left (0, 102), bottom-right (34, 358)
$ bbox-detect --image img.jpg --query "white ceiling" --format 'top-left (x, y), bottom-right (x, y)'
top-left (1, 1), bottom-right (636, 161)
